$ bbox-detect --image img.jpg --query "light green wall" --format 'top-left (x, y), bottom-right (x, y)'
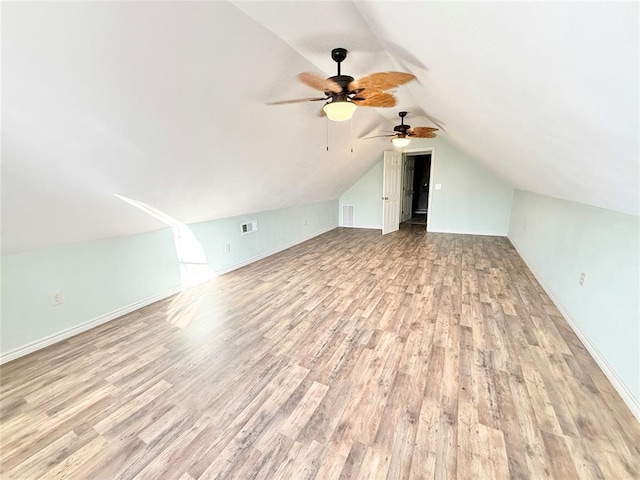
top-left (339, 137), bottom-right (513, 235)
top-left (1, 200), bottom-right (337, 361)
top-left (1, 229), bottom-right (181, 358)
top-left (190, 200), bottom-right (338, 273)
top-left (338, 160), bottom-right (383, 229)
top-left (509, 190), bottom-right (640, 411)
top-left (409, 137), bottom-right (513, 235)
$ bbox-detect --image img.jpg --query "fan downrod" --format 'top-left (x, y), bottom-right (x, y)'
top-left (331, 48), bottom-right (348, 76)
top-left (394, 111), bottom-right (411, 134)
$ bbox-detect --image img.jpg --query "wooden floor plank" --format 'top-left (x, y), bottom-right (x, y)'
top-left (1, 226), bottom-right (638, 479)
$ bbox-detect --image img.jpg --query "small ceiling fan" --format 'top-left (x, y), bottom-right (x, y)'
top-left (363, 111), bottom-right (438, 147)
top-left (268, 48), bottom-right (416, 121)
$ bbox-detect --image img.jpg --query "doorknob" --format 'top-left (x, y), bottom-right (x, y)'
top-left (382, 196), bottom-right (389, 200)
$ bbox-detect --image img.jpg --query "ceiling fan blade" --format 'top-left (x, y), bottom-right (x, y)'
top-left (408, 127), bottom-right (439, 137)
top-left (266, 96), bottom-right (328, 105)
top-left (350, 72), bottom-right (416, 93)
top-left (298, 72), bottom-right (342, 93)
top-left (409, 132), bottom-right (437, 139)
top-left (362, 134), bottom-right (396, 140)
top-left (353, 91), bottom-right (396, 108)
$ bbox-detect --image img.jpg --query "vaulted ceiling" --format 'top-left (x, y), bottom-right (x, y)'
top-left (2, 2), bottom-right (637, 255)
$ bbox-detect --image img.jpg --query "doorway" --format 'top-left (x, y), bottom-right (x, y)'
top-left (401, 153), bottom-right (432, 228)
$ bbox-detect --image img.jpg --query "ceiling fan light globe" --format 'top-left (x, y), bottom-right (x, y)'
top-left (392, 136), bottom-right (411, 148)
top-left (323, 101), bottom-right (356, 121)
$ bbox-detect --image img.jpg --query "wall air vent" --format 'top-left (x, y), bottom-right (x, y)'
top-left (342, 205), bottom-right (354, 227)
top-left (241, 220), bottom-right (258, 235)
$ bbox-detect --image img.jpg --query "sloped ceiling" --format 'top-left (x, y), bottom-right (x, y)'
top-left (2, 1), bottom-right (638, 255)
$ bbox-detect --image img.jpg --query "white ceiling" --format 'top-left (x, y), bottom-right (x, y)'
top-left (2, 1), bottom-right (638, 255)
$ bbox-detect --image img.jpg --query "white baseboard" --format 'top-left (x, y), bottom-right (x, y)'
top-left (339, 224), bottom-right (382, 230)
top-left (509, 237), bottom-right (640, 423)
top-left (216, 223), bottom-right (337, 275)
top-left (428, 228), bottom-right (508, 237)
top-left (0, 285), bottom-right (182, 365)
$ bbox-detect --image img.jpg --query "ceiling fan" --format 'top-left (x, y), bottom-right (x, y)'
top-left (363, 111), bottom-right (438, 147)
top-left (268, 48), bottom-right (416, 121)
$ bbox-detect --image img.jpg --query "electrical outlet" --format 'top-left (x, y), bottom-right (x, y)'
top-left (304, 219), bottom-right (308, 226)
top-left (579, 272), bottom-right (586, 286)
top-left (224, 244), bottom-right (231, 253)
top-left (50, 291), bottom-right (64, 306)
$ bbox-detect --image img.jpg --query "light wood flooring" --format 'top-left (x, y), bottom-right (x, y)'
top-left (1, 226), bottom-right (639, 479)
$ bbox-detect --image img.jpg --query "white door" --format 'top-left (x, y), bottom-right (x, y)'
top-left (382, 150), bottom-right (402, 235)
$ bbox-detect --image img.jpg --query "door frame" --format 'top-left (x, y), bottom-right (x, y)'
top-left (403, 147), bottom-right (436, 232)
top-left (401, 154), bottom-right (414, 223)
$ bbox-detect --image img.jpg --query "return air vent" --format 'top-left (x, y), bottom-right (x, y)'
top-left (241, 220), bottom-right (258, 235)
top-left (342, 205), bottom-right (354, 227)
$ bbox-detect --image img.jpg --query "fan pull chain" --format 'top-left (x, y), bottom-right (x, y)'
top-left (326, 117), bottom-right (329, 152)
top-left (350, 117), bottom-right (354, 153)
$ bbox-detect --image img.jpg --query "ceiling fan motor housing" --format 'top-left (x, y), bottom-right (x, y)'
top-left (328, 48), bottom-right (353, 95)
top-left (327, 75), bottom-right (354, 96)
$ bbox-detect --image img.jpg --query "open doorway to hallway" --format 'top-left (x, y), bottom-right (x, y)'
top-left (401, 153), bottom-right (432, 228)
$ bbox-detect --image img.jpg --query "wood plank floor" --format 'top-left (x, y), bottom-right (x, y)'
top-left (1, 226), bottom-right (639, 479)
